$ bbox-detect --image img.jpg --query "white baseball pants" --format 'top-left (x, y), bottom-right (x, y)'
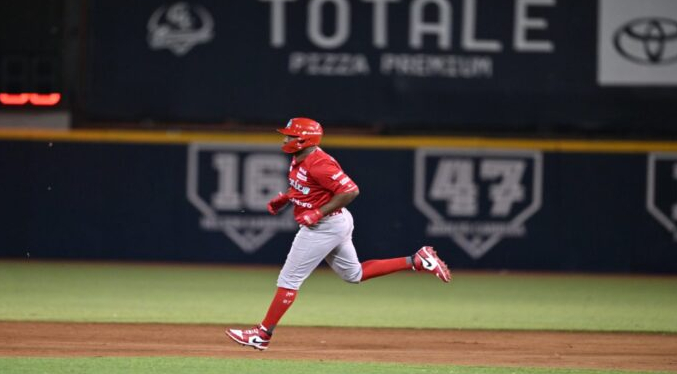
top-left (277, 208), bottom-right (362, 290)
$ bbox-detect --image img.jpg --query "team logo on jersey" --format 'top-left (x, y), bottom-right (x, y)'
top-left (147, 2), bottom-right (214, 56)
top-left (289, 178), bottom-right (310, 194)
top-left (646, 153), bottom-right (677, 240)
top-left (186, 143), bottom-right (296, 253)
top-left (414, 148), bottom-right (543, 259)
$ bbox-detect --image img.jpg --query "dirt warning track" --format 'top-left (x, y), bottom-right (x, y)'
top-left (1, 322), bottom-right (676, 371)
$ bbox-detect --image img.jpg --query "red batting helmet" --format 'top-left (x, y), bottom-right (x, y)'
top-left (277, 117), bottom-right (324, 154)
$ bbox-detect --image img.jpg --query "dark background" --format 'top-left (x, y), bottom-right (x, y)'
top-left (1, 1), bottom-right (676, 272)
top-left (1, 140), bottom-right (675, 273)
top-left (2, 0), bottom-right (676, 136)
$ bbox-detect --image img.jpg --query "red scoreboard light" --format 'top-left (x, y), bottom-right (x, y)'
top-left (0, 92), bottom-right (61, 106)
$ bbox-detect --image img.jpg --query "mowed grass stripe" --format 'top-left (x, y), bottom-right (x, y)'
top-left (0, 357), bottom-right (671, 374)
top-left (0, 261), bottom-right (675, 332)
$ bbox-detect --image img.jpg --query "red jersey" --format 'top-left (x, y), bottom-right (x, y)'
top-left (286, 148), bottom-right (359, 217)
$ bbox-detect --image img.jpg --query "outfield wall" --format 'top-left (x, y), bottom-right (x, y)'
top-left (2, 130), bottom-right (677, 272)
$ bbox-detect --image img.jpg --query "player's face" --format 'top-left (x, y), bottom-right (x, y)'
top-left (283, 135), bottom-right (298, 145)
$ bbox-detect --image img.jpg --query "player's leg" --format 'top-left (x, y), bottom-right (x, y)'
top-left (267, 223), bottom-right (346, 329)
top-left (325, 238), bottom-right (362, 283)
top-left (260, 226), bottom-right (332, 334)
top-left (327, 240), bottom-right (419, 282)
top-left (326, 210), bottom-right (451, 283)
top-left (324, 210), bottom-right (411, 282)
top-left (324, 236), bottom-right (411, 282)
top-left (360, 247), bottom-right (452, 282)
top-left (360, 257), bottom-right (412, 281)
top-left (356, 248), bottom-right (452, 282)
top-left (323, 210), bottom-right (362, 282)
top-left (226, 221), bottom-right (347, 350)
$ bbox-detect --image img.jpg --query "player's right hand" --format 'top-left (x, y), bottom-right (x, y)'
top-left (267, 192), bottom-right (290, 215)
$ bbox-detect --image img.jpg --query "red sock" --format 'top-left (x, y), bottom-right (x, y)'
top-left (261, 287), bottom-right (297, 333)
top-left (360, 257), bottom-right (411, 281)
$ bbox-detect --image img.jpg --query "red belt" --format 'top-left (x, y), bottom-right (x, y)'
top-left (327, 209), bottom-right (343, 217)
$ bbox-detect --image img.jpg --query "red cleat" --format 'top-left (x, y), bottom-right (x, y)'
top-left (225, 325), bottom-right (271, 351)
top-left (413, 246), bottom-right (452, 283)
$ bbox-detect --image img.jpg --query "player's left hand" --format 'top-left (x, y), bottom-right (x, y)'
top-left (295, 209), bottom-right (323, 226)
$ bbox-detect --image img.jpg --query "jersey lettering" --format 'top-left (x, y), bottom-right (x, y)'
top-left (289, 178), bottom-right (310, 195)
top-left (290, 197), bottom-right (314, 208)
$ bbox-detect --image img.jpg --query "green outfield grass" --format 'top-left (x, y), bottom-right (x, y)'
top-left (0, 357), bottom-right (672, 374)
top-left (0, 261), bottom-right (676, 332)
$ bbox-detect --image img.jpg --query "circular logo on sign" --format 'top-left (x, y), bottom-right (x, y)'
top-left (613, 17), bottom-right (677, 65)
top-left (147, 2), bottom-right (214, 56)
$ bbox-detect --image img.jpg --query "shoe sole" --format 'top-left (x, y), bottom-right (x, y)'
top-left (225, 330), bottom-right (268, 351)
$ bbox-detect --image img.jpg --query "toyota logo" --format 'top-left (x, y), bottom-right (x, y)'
top-left (613, 17), bottom-right (677, 65)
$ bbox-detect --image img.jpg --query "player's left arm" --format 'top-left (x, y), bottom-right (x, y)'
top-left (295, 159), bottom-right (359, 225)
top-left (317, 190), bottom-right (359, 216)
top-left (296, 189), bottom-right (358, 226)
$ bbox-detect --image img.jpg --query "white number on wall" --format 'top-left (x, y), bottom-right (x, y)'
top-left (429, 158), bottom-right (526, 217)
top-left (212, 153), bottom-right (287, 211)
top-left (429, 160), bottom-right (478, 216)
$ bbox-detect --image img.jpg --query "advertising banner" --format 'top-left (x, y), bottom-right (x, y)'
top-left (82, 0), bottom-right (677, 131)
top-left (598, 0), bottom-right (677, 86)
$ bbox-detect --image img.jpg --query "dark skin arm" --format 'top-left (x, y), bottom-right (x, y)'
top-left (318, 190), bottom-right (359, 216)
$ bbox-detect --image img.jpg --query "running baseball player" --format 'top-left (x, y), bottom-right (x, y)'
top-left (226, 118), bottom-right (451, 350)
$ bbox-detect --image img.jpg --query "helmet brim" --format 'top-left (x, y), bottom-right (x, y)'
top-left (277, 128), bottom-right (298, 136)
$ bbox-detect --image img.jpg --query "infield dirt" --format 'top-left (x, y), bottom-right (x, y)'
top-left (1, 321), bottom-right (676, 371)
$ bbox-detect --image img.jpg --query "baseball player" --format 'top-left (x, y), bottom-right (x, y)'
top-left (226, 118), bottom-right (451, 350)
